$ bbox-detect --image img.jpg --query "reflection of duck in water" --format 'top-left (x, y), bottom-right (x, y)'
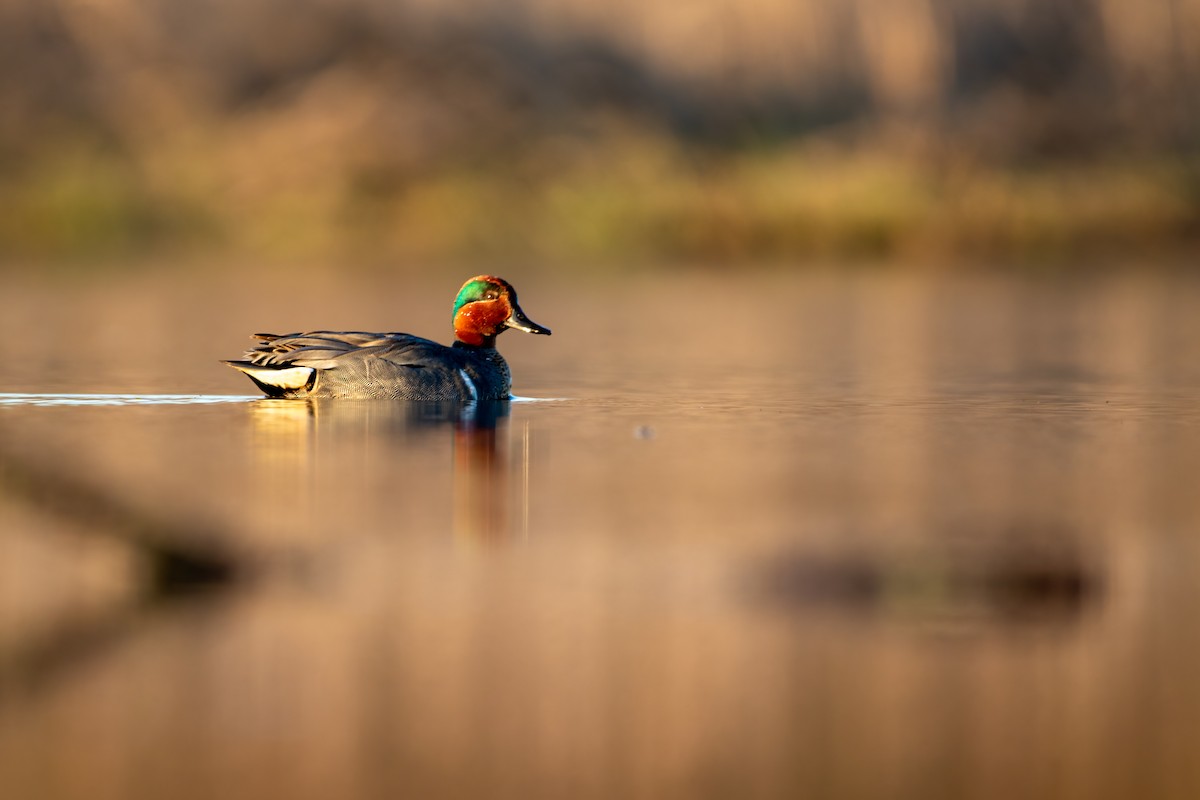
top-left (249, 396), bottom-right (511, 435)
top-left (224, 276), bottom-right (550, 400)
top-left (249, 397), bottom-right (518, 542)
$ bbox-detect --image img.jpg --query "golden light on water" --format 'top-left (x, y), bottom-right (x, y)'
top-left (3, 1), bottom-right (1200, 796)
top-left (1, 269), bottom-right (1199, 797)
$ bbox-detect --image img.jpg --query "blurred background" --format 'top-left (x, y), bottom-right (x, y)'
top-left (2, 0), bottom-right (1199, 266)
top-left (5, 3), bottom-right (1200, 800)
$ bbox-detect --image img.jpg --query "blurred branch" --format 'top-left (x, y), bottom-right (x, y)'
top-left (0, 440), bottom-right (243, 585)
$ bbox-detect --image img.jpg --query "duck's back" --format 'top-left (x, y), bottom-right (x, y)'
top-left (230, 331), bottom-right (511, 400)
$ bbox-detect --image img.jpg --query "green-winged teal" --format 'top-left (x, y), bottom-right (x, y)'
top-left (224, 275), bottom-right (551, 400)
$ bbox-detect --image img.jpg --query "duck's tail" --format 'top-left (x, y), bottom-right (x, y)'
top-left (222, 360), bottom-right (317, 398)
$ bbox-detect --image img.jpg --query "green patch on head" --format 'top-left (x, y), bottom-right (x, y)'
top-left (452, 279), bottom-right (494, 319)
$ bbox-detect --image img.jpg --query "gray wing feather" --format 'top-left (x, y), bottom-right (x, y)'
top-left (245, 332), bottom-right (438, 368)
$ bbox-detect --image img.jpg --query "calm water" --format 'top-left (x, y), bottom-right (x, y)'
top-left (2, 267), bottom-right (1200, 799)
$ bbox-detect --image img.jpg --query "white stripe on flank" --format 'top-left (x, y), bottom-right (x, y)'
top-left (457, 368), bottom-right (479, 401)
top-left (242, 365), bottom-right (314, 389)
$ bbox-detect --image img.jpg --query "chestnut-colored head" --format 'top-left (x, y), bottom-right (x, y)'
top-left (452, 275), bottom-right (552, 347)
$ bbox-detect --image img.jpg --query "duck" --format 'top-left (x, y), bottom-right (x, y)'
top-left (223, 275), bottom-right (551, 400)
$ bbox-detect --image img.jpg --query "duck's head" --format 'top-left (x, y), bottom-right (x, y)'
top-left (452, 275), bottom-right (552, 347)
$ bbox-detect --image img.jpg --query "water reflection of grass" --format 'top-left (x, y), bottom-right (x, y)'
top-left (3, 139), bottom-right (1196, 265)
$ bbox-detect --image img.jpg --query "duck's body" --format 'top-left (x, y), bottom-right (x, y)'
top-left (226, 331), bottom-right (515, 400)
top-left (224, 276), bottom-right (550, 400)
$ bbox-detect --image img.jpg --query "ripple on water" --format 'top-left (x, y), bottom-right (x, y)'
top-left (0, 393), bottom-right (257, 407)
top-left (0, 393), bottom-right (565, 407)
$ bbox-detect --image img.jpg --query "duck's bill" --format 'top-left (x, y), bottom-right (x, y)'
top-left (506, 306), bottom-right (552, 335)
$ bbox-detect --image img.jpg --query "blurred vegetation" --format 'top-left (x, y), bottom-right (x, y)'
top-left (1, 0), bottom-right (1199, 266)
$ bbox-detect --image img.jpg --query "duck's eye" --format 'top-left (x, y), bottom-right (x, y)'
top-left (483, 290), bottom-right (500, 300)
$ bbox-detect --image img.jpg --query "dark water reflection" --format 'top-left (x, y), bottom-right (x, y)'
top-left (249, 396), bottom-right (519, 542)
top-left (1, 269), bottom-right (1200, 799)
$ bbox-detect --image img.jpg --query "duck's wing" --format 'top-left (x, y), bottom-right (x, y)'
top-left (241, 331), bottom-right (415, 369)
top-left (226, 331), bottom-right (466, 399)
top-left (245, 331), bottom-right (461, 368)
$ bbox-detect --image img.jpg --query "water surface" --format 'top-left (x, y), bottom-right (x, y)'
top-left (1, 268), bottom-right (1199, 799)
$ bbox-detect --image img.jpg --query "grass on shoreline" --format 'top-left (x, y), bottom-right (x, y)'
top-left (1, 138), bottom-right (1197, 267)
